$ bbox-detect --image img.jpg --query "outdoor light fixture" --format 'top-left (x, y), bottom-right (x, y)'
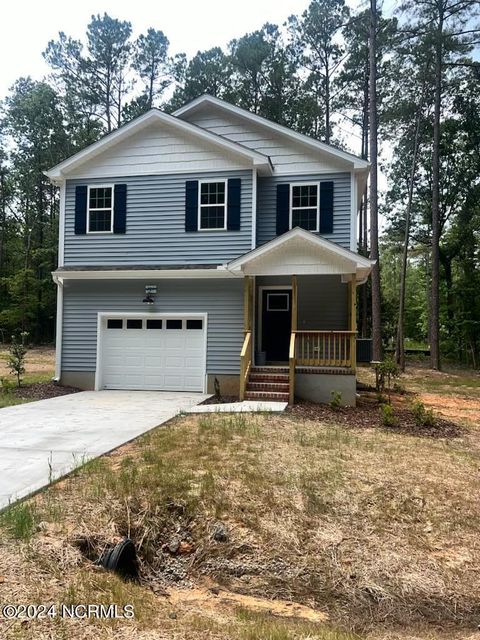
top-left (143, 284), bottom-right (157, 305)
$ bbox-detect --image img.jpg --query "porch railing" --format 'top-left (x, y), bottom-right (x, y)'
top-left (239, 331), bottom-right (252, 400)
top-left (295, 331), bottom-right (356, 368)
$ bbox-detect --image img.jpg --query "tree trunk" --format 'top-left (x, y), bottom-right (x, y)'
top-left (325, 59), bottom-right (331, 144)
top-left (369, 0), bottom-right (382, 361)
top-left (430, 9), bottom-right (443, 370)
top-left (395, 72), bottom-right (426, 370)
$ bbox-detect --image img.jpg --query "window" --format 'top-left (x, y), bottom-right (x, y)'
top-left (146, 319), bottom-right (163, 329)
top-left (267, 293), bottom-right (290, 311)
top-left (186, 319), bottom-right (203, 330)
top-left (107, 318), bottom-right (123, 329)
top-left (88, 186), bottom-right (113, 233)
top-left (126, 319), bottom-right (143, 329)
top-left (290, 183), bottom-right (319, 231)
top-left (199, 181), bottom-right (226, 230)
top-left (166, 319), bottom-right (183, 329)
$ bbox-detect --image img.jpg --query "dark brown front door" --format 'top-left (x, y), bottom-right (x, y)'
top-left (261, 289), bottom-right (292, 362)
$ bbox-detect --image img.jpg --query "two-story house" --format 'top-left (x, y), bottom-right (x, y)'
top-left (46, 95), bottom-right (373, 406)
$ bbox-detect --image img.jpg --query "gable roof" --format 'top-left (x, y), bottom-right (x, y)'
top-left (174, 95), bottom-right (370, 171)
top-left (227, 227), bottom-right (374, 280)
top-left (45, 108), bottom-right (273, 181)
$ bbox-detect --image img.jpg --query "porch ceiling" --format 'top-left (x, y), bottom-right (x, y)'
top-left (227, 227), bottom-right (374, 281)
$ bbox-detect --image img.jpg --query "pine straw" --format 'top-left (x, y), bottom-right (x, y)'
top-left (1, 407), bottom-right (480, 639)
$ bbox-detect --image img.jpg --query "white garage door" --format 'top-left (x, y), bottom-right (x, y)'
top-left (99, 315), bottom-right (207, 392)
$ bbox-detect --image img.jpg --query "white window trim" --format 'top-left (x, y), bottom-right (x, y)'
top-left (266, 292), bottom-right (290, 312)
top-left (198, 179), bottom-right (227, 231)
top-left (289, 182), bottom-right (320, 232)
top-left (87, 184), bottom-right (114, 234)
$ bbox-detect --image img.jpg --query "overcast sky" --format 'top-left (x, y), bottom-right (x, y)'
top-left (0, 0), bottom-right (326, 100)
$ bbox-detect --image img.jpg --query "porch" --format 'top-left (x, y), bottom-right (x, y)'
top-left (226, 228), bottom-right (374, 406)
top-left (239, 274), bottom-right (357, 404)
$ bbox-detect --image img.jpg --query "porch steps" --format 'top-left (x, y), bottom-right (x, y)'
top-left (244, 367), bottom-right (290, 403)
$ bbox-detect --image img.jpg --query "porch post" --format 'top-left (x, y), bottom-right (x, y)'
top-left (348, 277), bottom-right (357, 370)
top-left (291, 274), bottom-right (298, 331)
top-left (243, 276), bottom-right (253, 332)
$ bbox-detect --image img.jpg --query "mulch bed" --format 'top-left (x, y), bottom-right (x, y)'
top-left (289, 394), bottom-right (464, 439)
top-left (13, 382), bottom-right (81, 401)
top-left (201, 395), bottom-right (239, 405)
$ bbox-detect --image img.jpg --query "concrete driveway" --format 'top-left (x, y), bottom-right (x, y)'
top-left (0, 390), bottom-right (209, 509)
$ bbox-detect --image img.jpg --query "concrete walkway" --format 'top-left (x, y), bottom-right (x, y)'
top-left (0, 390), bottom-right (209, 509)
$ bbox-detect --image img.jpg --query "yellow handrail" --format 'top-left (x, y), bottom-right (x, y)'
top-left (239, 331), bottom-right (252, 401)
top-left (289, 331), bottom-right (296, 405)
top-left (295, 331), bottom-right (356, 370)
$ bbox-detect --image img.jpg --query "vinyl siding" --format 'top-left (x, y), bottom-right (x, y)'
top-left (66, 122), bottom-right (251, 179)
top-left (184, 107), bottom-right (349, 174)
top-left (62, 279), bottom-right (244, 375)
top-left (256, 173), bottom-right (351, 249)
top-left (64, 171), bottom-right (252, 266)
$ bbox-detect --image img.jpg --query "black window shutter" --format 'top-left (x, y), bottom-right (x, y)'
top-left (319, 181), bottom-right (334, 234)
top-left (185, 180), bottom-right (198, 232)
top-left (74, 185), bottom-right (88, 235)
top-left (113, 184), bottom-right (127, 233)
top-left (227, 178), bottom-right (241, 231)
top-left (276, 183), bottom-right (290, 235)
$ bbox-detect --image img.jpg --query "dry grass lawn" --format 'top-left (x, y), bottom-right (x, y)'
top-left (1, 362), bottom-right (480, 640)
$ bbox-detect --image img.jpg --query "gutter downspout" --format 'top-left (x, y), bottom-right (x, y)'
top-left (52, 275), bottom-right (63, 382)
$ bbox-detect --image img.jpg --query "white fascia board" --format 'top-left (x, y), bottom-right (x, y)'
top-left (228, 227), bottom-right (374, 272)
top-left (45, 109), bottom-right (272, 181)
top-left (52, 267), bottom-right (243, 281)
top-left (174, 95), bottom-right (370, 170)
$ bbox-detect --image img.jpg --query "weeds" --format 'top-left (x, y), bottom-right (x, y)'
top-left (0, 501), bottom-right (37, 540)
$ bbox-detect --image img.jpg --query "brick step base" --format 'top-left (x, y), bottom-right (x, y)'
top-left (244, 390), bottom-right (290, 402)
top-left (250, 367), bottom-right (289, 374)
top-left (249, 373), bottom-right (289, 383)
top-left (247, 381), bottom-right (289, 393)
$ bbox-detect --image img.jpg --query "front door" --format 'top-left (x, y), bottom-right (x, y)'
top-left (261, 289), bottom-right (292, 362)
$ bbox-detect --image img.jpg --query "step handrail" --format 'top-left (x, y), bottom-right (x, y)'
top-left (239, 331), bottom-right (252, 401)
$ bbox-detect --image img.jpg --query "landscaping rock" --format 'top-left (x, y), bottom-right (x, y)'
top-left (211, 521), bottom-right (229, 542)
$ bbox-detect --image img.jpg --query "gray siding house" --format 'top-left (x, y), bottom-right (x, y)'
top-left (47, 95), bottom-right (373, 406)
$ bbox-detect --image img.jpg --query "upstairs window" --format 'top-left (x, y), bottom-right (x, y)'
top-left (88, 186), bottom-right (113, 233)
top-left (198, 181), bottom-right (227, 230)
top-left (290, 183), bottom-right (319, 232)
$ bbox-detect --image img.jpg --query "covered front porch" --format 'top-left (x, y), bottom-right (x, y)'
top-left (227, 228), bottom-right (374, 406)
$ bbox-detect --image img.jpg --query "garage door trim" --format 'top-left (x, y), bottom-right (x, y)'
top-left (95, 312), bottom-right (208, 392)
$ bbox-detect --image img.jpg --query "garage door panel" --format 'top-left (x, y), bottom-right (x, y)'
top-left (100, 315), bottom-right (206, 392)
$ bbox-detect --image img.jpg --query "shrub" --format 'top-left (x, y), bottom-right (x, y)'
top-left (377, 357), bottom-right (400, 395)
top-left (329, 390), bottom-right (342, 410)
top-left (380, 403), bottom-right (398, 427)
top-left (7, 331), bottom-right (29, 387)
top-left (412, 400), bottom-right (436, 427)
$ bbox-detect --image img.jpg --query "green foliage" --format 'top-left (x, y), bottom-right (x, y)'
top-left (329, 390), bottom-right (342, 410)
top-left (0, 502), bottom-right (37, 540)
top-left (380, 403), bottom-right (398, 427)
top-left (7, 331), bottom-right (29, 387)
top-left (377, 357), bottom-right (400, 394)
top-left (412, 400), bottom-right (436, 428)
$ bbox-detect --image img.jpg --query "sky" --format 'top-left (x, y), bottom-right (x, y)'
top-left (0, 0), bottom-right (316, 100)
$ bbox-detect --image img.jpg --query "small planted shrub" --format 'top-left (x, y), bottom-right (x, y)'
top-left (380, 403), bottom-right (398, 427)
top-left (7, 331), bottom-right (29, 388)
top-left (329, 390), bottom-right (342, 410)
top-left (412, 400), bottom-right (436, 427)
top-left (377, 357), bottom-right (400, 399)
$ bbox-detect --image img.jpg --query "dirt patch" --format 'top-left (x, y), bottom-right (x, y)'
top-left (0, 345), bottom-right (55, 377)
top-left (419, 392), bottom-right (480, 427)
top-left (166, 579), bottom-right (328, 623)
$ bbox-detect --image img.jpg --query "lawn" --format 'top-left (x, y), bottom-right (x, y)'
top-left (0, 363), bottom-right (479, 640)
